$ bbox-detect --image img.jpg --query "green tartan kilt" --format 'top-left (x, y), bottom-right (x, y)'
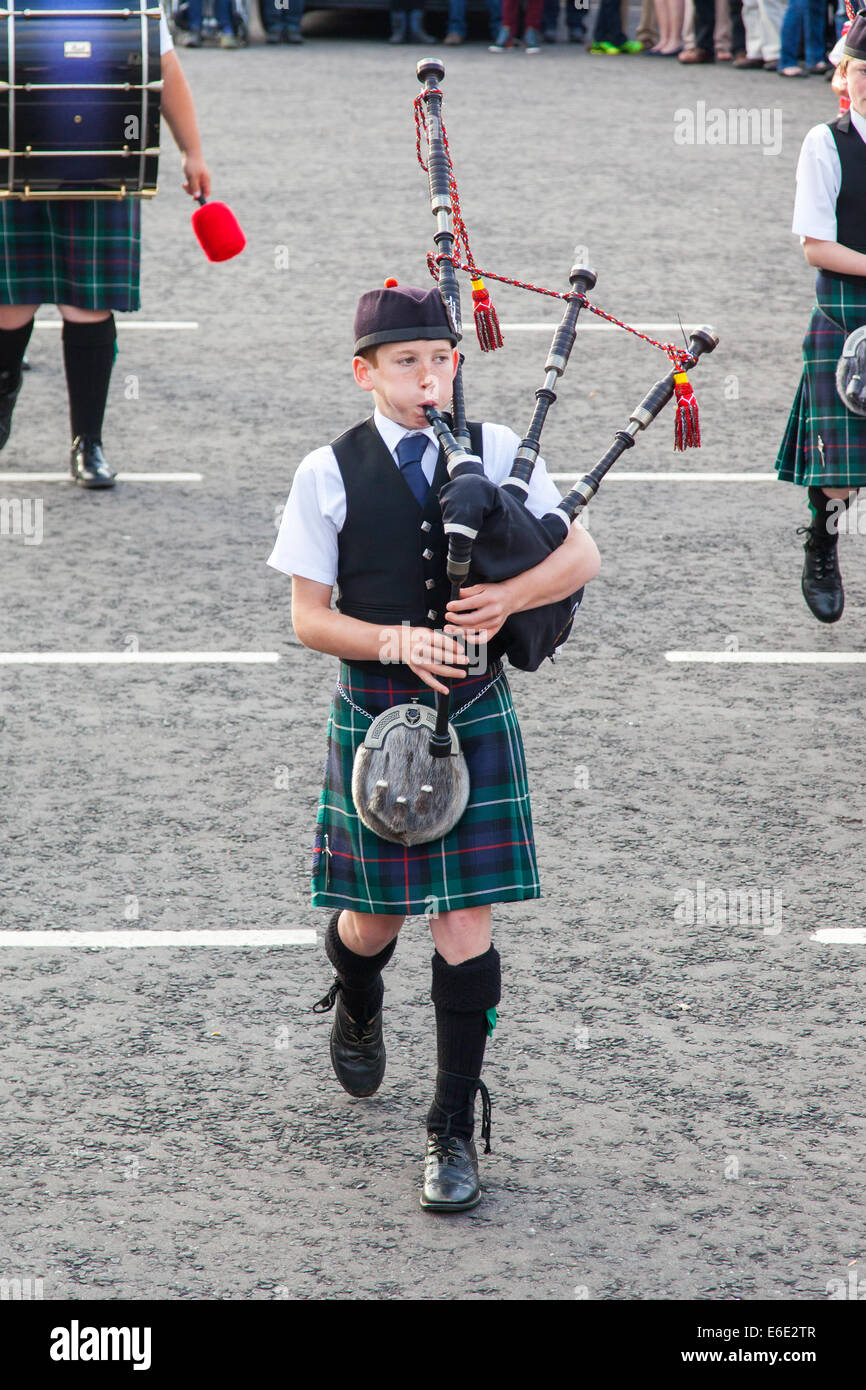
top-left (0, 200), bottom-right (141, 311)
top-left (776, 271), bottom-right (866, 488)
top-left (311, 660), bottom-right (541, 915)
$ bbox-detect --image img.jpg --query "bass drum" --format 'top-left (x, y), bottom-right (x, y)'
top-left (0, 2), bottom-right (162, 199)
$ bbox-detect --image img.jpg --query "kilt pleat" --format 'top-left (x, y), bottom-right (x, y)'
top-left (776, 274), bottom-right (866, 487)
top-left (310, 660), bottom-right (541, 914)
top-left (0, 200), bottom-right (140, 310)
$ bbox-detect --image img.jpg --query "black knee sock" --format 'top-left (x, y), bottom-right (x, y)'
top-left (323, 910), bottom-right (397, 1021)
top-left (426, 945), bottom-right (501, 1149)
top-left (808, 485), bottom-right (859, 540)
top-left (62, 315), bottom-right (116, 441)
top-left (0, 319), bottom-right (35, 394)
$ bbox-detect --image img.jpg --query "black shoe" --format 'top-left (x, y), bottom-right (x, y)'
top-left (265, 27), bottom-right (280, 42)
top-left (70, 435), bottom-right (117, 489)
top-left (0, 371), bottom-right (22, 452)
top-left (281, 26), bottom-right (303, 42)
top-left (420, 1133), bottom-right (481, 1212)
top-left (313, 980), bottom-right (385, 1097)
top-left (798, 526), bottom-right (844, 622)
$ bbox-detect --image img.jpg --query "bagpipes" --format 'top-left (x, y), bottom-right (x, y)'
top-left (351, 58), bottom-right (719, 849)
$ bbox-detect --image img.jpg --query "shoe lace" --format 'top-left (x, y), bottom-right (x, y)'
top-left (797, 526), bottom-right (839, 579)
top-left (431, 1075), bottom-right (492, 1154)
top-left (311, 978), bottom-right (380, 1041)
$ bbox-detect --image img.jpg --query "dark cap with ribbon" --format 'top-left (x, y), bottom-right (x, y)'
top-left (844, 9), bottom-right (866, 59)
top-left (353, 278), bottom-right (458, 354)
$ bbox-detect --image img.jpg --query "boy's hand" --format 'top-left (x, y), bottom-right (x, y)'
top-left (182, 153), bottom-right (211, 200)
top-left (444, 581), bottom-right (514, 643)
top-left (406, 627), bottom-right (471, 695)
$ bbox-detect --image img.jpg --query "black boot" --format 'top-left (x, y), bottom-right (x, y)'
top-left (797, 487), bottom-right (854, 623)
top-left (421, 946), bottom-right (499, 1213)
top-left (70, 435), bottom-right (117, 489)
top-left (408, 8), bottom-right (435, 41)
top-left (0, 369), bottom-right (23, 452)
top-left (312, 910), bottom-right (396, 1097)
top-left (389, 9), bottom-right (407, 42)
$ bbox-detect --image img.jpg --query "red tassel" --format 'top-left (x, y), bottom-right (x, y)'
top-left (471, 277), bottom-right (503, 352)
top-left (673, 370), bottom-right (700, 451)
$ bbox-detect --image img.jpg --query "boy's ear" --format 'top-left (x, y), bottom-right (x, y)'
top-left (353, 355), bottom-right (375, 392)
top-left (450, 346), bottom-right (459, 378)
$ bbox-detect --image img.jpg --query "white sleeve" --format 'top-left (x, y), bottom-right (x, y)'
top-left (480, 421), bottom-right (564, 519)
top-left (267, 448), bottom-right (344, 586)
top-left (792, 124), bottom-right (840, 242)
top-left (159, 5), bottom-right (174, 54)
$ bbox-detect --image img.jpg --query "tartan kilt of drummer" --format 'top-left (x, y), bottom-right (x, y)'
top-left (311, 660), bottom-right (541, 915)
top-left (776, 273), bottom-right (866, 488)
top-left (0, 200), bottom-right (141, 311)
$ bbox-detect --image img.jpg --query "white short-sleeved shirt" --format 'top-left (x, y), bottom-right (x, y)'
top-left (267, 407), bottom-right (565, 587)
top-left (792, 106), bottom-right (866, 243)
top-left (159, 5), bottom-right (174, 54)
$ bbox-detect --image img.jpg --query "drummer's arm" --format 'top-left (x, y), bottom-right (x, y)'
top-left (160, 50), bottom-right (211, 199)
top-left (802, 238), bottom-right (866, 275)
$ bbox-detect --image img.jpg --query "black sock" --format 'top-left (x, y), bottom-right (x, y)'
top-left (808, 485), bottom-right (859, 540)
top-left (426, 946), bottom-right (501, 1148)
top-left (323, 910), bottom-right (396, 1022)
top-left (62, 315), bottom-right (116, 441)
top-left (0, 319), bottom-right (35, 394)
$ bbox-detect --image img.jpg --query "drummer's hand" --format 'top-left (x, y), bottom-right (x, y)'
top-left (182, 153), bottom-right (211, 200)
top-left (406, 627), bottom-right (470, 696)
top-left (445, 582), bottom-right (513, 643)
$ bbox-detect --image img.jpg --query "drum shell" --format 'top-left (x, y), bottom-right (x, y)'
top-left (0, 8), bottom-right (161, 198)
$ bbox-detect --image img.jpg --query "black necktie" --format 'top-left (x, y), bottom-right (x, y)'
top-left (396, 433), bottom-right (430, 508)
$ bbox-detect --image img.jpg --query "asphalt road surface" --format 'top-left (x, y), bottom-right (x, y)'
top-left (1, 13), bottom-right (864, 1306)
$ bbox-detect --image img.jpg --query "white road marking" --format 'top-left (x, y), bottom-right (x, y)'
top-left (665, 652), bottom-right (866, 665)
top-left (500, 322), bottom-right (699, 332)
top-left (811, 929), bottom-right (866, 943)
top-left (0, 930), bottom-right (316, 948)
top-left (0, 472), bottom-right (203, 483)
top-left (34, 320), bottom-right (199, 331)
top-left (551, 472), bottom-right (775, 483)
top-left (0, 651), bottom-right (280, 665)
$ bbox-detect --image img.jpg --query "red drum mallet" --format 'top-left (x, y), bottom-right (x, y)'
top-left (192, 194), bottom-right (246, 262)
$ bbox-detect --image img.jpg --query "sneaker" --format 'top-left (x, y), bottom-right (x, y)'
top-left (219, 30), bottom-right (240, 48)
top-left (489, 24), bottom-right (515, 51)
top-left (181, 29), bottom-right (202, 47)
top-left (524, 27), bottom-right (541, 51)
top-left (542, 26), bottom-right (558, 42)
top-left (620, 39), bottom-right (643, 53)
top-left (590, 41), bottom-right (621, 53)
top-left (443, 30), bottom-right (464, 45)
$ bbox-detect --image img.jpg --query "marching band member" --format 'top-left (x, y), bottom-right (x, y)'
top-left (0, 6), bottom-right (211, 488)
top-left (776, 11), bottom-right (866, 620)
top-left (268, 281), bottom-right (600, 1212)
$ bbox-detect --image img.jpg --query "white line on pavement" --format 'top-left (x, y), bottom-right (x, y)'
top-left (0, 930), bottom-right (316, 948)
top-left (551, 472), bottom-right (775, 483)
top-left (665, 652), bottom-right (866, 664)
top-left (0, 472), bottom-right (203, 483)
top-left (811, 929), bottom-right (866, 944)
top-left (500, 322), bottom-right (698, 332)
top-left (34, 320), bottom-right (199, 331)
top-left (0, 651), bottom-right (281, 665)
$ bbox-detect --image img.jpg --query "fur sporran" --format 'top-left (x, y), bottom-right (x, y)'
top-left (351, 700), bottom-right (470, 847)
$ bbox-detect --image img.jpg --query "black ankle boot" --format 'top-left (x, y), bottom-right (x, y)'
top-left (70, 435), bottom-right (117, 489)
top-left (798, 486), bottom-right (850, 623)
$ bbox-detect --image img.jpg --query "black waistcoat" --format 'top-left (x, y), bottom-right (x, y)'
top-left (825, 114), bottom-right (866, 283)
top-left (331, 416), bottom-right (488, 674)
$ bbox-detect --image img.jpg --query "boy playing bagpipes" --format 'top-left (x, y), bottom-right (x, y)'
top-left (267, 280), bottom-right (600, 1211)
